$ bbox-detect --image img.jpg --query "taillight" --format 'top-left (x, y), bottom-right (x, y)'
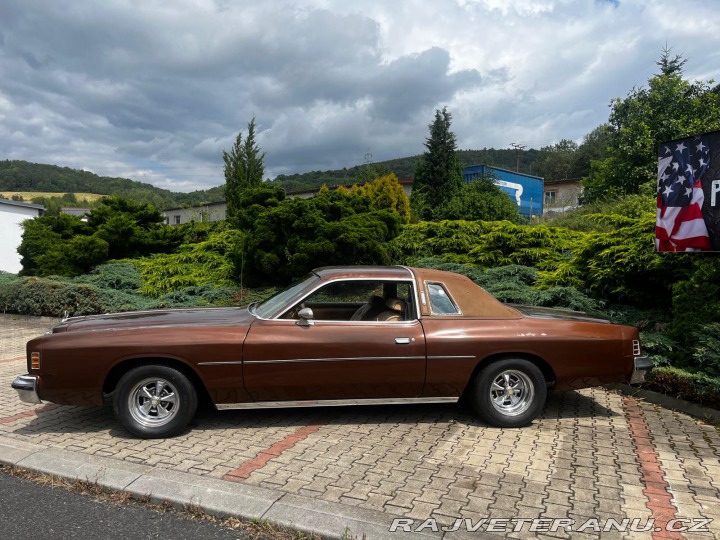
top-left (632, 340), bottom-right (641, 356)
top-left (30, 352), bottom-right (41, 370)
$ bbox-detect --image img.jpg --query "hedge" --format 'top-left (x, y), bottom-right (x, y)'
top-left (645, 366), bottom-right (720, 409)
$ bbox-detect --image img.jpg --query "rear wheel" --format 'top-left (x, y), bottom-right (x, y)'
top-left (470, 359), bottom-right (546, 427)
top-left (113, 365), bottom-right (197, 438)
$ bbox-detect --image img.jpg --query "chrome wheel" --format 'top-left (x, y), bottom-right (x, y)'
top-left (127, 377), bottom-right (179, 428)
top-left (489, 369), bottom-right (535, 417)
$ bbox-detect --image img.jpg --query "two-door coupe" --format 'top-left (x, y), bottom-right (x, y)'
top-left (12, 266), bottom-right (651, 438)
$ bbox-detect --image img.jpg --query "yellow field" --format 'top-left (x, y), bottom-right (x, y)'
top-left (0, 192), bottom-right (105, 203)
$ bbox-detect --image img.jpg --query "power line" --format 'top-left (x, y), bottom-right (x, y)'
top-left (510, 143), bottom-right (526, 172)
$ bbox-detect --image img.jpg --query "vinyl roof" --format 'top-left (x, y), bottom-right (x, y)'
top-left (313, 266), bottom-right (413, 280)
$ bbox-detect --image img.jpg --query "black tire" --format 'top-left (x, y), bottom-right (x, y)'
top-left (113, 365), bottom-right (198, 438)
top-left (470, 358), bottom-right (547, 428)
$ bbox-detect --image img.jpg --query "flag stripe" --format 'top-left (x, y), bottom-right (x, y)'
top-left (655, 140), bottom-right (711, 252)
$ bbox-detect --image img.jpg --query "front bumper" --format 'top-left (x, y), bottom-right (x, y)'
top-left (11, 374), bottom-right (42, 404)
top-left (630, 355), bottom-right (653, 384)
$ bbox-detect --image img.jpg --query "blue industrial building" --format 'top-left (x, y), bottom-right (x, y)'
top-left (462, 165), bottom-right (544, 217)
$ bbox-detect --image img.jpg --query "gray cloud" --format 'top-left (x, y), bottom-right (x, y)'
top-left (0, 0), bottom-right (719, 190)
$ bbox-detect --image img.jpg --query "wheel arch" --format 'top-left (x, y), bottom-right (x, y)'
top-left (462, 352), bottom-right (556, 399)
top-left (103, 357), bottom-right (213, 407)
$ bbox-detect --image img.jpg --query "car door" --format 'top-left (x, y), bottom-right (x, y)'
top-left (242, 279), bottom-right (426, 402)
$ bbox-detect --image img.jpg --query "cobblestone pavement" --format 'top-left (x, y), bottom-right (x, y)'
top-left (1, 315), bottom-right (719, 539)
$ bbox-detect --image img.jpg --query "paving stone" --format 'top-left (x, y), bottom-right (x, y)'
top-left (461, 494), bottom-right (493, 515)
top-left (407, 500), bottom-right (440, 520)
top-left (546, 488), bottom-right (574, 507)
top-left (1, 318), bottom-right (719, 539)
top-left (489, 494), bottom-right (521, 512)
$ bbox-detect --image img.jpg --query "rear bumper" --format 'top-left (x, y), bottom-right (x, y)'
top-left (11, 374), bottom-right (42, 404)
top-left (630, 356), bottom-right (653, 385)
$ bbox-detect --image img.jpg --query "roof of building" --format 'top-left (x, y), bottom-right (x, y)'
top-left (0, 199), bottom-right (45, 211)
top-left (543, 178), bottom-right (583, 186)
top-left (285, 184), bottom-right (353, 196)
top-left (61, 206), bottom-right (92, 213)
top-left (463, 164), bottom-right (544, 181)
top-left (162, 201), bottom-right (227, 212)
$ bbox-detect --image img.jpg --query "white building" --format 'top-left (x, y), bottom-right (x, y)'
top-left (163, 202), bottom-right (227, 226)
top-left (0, 200), bottom-right (45, 274)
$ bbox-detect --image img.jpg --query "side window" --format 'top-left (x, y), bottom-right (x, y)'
top-left (284, 280), bottom-right (417, 322)
top-left (426, 282), bottom-right (460, 315)
top-left (307, 281), bottom-right (383, 304)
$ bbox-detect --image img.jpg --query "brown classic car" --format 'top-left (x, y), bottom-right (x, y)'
top-left (12, 266), bottom-right (651, 438)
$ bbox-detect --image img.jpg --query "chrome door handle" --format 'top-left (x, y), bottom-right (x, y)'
top-left (395, 337), bottom-right (411, 344)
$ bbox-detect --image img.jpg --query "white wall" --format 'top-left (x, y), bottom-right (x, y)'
top-left (163, 203), bottom-right (227, 226)
top-left (0, 204), bottom-right (40, 274)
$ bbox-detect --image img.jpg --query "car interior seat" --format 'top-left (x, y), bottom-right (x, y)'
top-left (350, 295), bottom-right (385, 321)
top-left (375, 297), bottom-right (406, 322)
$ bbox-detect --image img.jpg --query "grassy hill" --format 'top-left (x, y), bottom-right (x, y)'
top-left (1, 148), bottom-right (541, 209)
top-left (0, 161), bottom-right (225, 209)
top-left (0, 191), bottom-right (105, 204)
top-left (267, 148), bottom-right (542, 193)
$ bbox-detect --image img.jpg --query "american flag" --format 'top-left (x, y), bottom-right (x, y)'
top-left (656, 136), bottom-right (711, 251)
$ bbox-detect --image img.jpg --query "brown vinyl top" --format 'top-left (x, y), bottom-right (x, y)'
top-left (313, 266), bottom-right (413, 280)
top-left (409, 267), bottom-right (520, 319)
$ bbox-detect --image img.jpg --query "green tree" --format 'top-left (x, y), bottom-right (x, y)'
top-left (534, 139), bottom-right (579, 182)
top-left (355, 173), bottom-right (411, 223)
top-left (62, 192), bottom-right (78, 205)
top-left (19, 196), bottom-right (182, 276)
top-left (33, 235), bottom-right (109, 277)
top-left (87, 196), bottom-right (164, 230)
top-left (242, 190), bottom-right (401, 285)
top-left (88, 196), bottom-right (179, 260)
top-left (583, 53), bottom-right (720, 201)
top-left (233, 186), bottom-right (286, 231)
top-left (572, 124), bottom-right (612, 180)
top-left (411, 107), bottom-right (464, 220)
top-left (223, 117), bottom-right (266, 223)
top-left (30, 196), bottom-right (63, 216)
top-left (656, 44), bottom-right (687, 76)
top-left (17, 214), bottom-right (107, 276)
top-left (436, 174), bottom-right (521, 222)
top-left (355, 162), bottom-right (390, 185)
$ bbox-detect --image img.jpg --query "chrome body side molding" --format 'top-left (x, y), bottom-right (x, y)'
top-left (215, 396), bottom-right (459, 410)
top-left (427, 355), bottom-right (476, 360)
top-left (201, 355), bottom-right (475, 366)
top-left (243, 356), bottom-right (426, 365)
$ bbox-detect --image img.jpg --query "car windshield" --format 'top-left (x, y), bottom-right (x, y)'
top-left (253, 273), bottom-right (320, 319)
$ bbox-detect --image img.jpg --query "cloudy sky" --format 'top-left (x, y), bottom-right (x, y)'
top-left (1, 0), bottom-right (719, 192)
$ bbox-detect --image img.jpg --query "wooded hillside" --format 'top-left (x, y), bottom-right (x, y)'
top-left (1, 147), bottom-right (542, 208)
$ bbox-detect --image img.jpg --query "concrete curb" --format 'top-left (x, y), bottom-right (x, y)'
top-left (1, 313), bottom-right (62, 324)
top-left (605, 383), bottom-right (720, 424)
top-left (0, 434), bottom-right (486, 540)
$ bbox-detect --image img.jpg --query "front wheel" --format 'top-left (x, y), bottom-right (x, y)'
top-left (113, 365), bottom-right (198, 438)
top-left (470, 359), bottom-right (547, 428)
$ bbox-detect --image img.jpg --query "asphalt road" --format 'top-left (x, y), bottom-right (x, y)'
top-left (0, 470), bottom-right (253, 540)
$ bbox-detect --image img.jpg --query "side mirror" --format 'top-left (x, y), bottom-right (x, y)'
top-left (296, 307), bottom-right (315, 326)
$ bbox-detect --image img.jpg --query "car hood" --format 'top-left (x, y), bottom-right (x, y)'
top-left (508, 304), bottom-right (611, 324)
top-left (54, 306), bottom-right (256, 333)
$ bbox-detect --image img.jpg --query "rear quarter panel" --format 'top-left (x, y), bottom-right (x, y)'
top-left (421, 317), bottom-right (629, 397)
